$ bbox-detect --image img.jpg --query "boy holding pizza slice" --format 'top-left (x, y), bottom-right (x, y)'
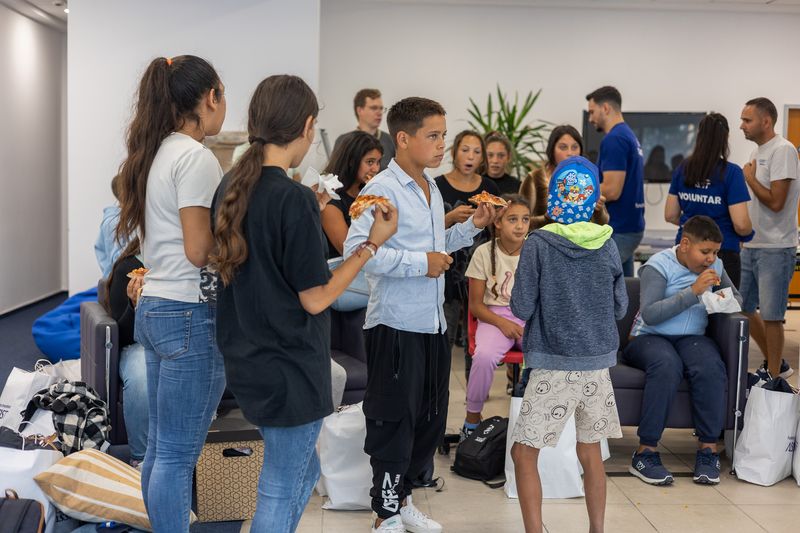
top-left (344, 97), bottom-right (501, 533)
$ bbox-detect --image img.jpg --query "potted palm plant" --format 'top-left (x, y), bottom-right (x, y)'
top-left (467, 85), bottom-right (551, 178)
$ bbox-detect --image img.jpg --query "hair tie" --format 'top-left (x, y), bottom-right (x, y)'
top-left (248, 136), bottom-right (268, 145)
top-left (166, 57), bottom-right (173, 66)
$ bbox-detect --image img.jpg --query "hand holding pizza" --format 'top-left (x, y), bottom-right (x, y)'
top-left (127, 276), bottom-right (144, 307)
top-left (366, 201), bottom-right (398, 247)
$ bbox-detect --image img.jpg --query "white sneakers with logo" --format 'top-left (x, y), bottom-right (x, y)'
top-left (371, 495), bottom-right (443, 533)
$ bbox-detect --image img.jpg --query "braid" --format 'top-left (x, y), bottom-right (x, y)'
top-left (489, 225), bottom-right (499, 299)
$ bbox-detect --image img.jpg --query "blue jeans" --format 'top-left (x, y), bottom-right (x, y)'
top-left (611, 231), bottom-right (644, 277)
top-left (740, 247), bottom-right (796, 321)
top-left (119, 342), bottom-right (148, 462)
top-left (623, 335), bottom-right (727, 447)
top-left (251, 419), bottom-right (324, 533)
top-left (328, 257), bottom-right (369, 312)
top-left (134, 297), bottom-right (226, 533)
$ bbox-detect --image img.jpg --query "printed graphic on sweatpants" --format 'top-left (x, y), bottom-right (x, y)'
top-left (381, 472), bottom-right (401, 514)
top-left (512, 368), bottom-right (622, 448)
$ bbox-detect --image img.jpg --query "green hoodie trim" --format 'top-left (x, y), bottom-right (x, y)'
top-left (540, 222), bottom-right (614, 250)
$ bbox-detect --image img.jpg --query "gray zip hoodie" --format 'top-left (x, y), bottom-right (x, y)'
top-left (510, 222), bottom-right (627, 371)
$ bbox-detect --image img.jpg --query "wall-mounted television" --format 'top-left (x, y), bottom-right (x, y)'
top-left (581, 111), bottom-right (705, 183)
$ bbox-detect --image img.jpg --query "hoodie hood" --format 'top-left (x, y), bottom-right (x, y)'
top-left (535, 222), bottom-right (614, 257)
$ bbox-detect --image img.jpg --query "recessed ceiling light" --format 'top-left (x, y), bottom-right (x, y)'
top-left (64, 8), bottom-right (69, 13)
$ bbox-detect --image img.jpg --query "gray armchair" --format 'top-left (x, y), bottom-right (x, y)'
top-left (611, 278), bottom-right (748, 444)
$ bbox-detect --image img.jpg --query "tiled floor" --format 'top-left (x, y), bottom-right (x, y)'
top-left (243, 311), bottom-right (800, 533)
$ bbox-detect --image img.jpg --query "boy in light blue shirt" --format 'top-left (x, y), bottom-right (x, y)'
top-left (624, 215), bottom-right (742, 486)
top-left (344, 97), bottom-right (498, 533)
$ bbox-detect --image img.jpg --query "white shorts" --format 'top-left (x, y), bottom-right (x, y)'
top-left (512, 368), bottom-right (622, 448)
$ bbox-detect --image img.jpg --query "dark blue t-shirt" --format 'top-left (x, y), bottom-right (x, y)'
top-left (669, 161), bottom-right (751, 252)
top-left (598, 123), bottom-right (645, 233)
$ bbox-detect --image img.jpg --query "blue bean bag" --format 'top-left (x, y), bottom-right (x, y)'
top-left (31, 287), bottom-right (98, 361)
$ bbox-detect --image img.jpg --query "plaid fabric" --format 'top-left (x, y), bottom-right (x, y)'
top-left (22, 381), bottom-right (110, 455)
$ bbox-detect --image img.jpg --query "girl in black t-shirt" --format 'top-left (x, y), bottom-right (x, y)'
top-left (211, 75), bottom-right (397, 533)
top-left (434, 130), bottom-right (499, 352)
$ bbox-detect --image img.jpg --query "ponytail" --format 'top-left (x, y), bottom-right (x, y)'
top-left (116, 55), bottom-right (221, 245)
top-left (212, 75), bottom-right (319, 286)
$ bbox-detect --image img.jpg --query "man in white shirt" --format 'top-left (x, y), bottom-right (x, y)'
top-left (740, 97), bottom-right (800, 380)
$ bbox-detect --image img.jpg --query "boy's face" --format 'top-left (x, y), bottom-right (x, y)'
top-left (679, 236), bottom-right (721, 273)
top-left (403, 114), bottom-right (447, 169)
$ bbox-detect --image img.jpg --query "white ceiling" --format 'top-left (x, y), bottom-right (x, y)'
top-left (369, 0), bottom-right (800, 11)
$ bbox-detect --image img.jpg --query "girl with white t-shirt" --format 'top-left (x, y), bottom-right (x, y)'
top-left (461, 195), bottom-right (531, 439)
top-left (114, 55), bottom-right (227, 532)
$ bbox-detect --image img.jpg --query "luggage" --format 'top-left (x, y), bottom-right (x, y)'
top-left (452, 416), bottom-right (508, 485)
top-left (0, 490), bottom-right (45, 533)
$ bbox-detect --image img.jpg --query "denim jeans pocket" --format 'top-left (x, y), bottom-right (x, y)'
top-left (144, 310), bottom-right (192, 360)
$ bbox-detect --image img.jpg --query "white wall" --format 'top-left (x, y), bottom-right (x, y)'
top-left (0, 5), bottom-right (66, 314)
top-left (319, 1), bottom-right (800, 233)
top-left (67, 0), bottom-right (321, 293)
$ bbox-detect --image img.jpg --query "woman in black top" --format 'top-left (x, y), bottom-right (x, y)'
top-left (103, 240), bottom-right (149, 466)
top-left (210, 75), bottom-right (396, 533)
top-left (434, 130), bottom-right (500, 351)
top-left (321, 130), bottom-right (384, 257)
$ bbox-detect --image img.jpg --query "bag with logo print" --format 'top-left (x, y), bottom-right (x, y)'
top-left (733, 383), bottom-right (800, 486)
top-left (452, 416), bottom-right (508, 485)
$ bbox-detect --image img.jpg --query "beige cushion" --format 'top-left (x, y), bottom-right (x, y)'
top-left (33, 449), bottom-right (195, 530)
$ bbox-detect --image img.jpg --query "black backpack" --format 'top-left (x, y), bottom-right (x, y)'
top-left (451, 416), bottom-right (508, 487)
top-left (0, 490), bottom-right (44, 533)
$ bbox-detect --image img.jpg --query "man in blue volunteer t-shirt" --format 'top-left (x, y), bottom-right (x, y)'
top-left (586, 86), bottom-right (646, 276)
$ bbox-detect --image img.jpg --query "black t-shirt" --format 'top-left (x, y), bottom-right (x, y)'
top-left (108, 255), bottom-right (143, 348)
top-left (325, 192), bottom-right (356, 258)
top-left (433, 175), bottom-right (500, 301)
top-left (434, 175), bottom-right (501, 210)
top-left (213, 166), bottom-right (333, 427)
top-left (485, 173), bottom-right (521, 196)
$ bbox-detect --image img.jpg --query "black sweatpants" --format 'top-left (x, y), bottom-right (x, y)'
top-left (363, 325), bottom-right (450, 519)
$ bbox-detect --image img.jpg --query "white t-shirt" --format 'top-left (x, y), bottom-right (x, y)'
top-left (141, 133), bottom-right (223, 302)
top-left (745, 135), bottom-right (800, 249)
top-left (464, 239), bottom-right (520, 307)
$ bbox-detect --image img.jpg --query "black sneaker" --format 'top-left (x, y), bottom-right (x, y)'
top-left (693, 448), bottom-right (721, 485)
top-left (760, 359), bottom-right (794, 380)
top-left (629, 450), bottom-right (674, 485)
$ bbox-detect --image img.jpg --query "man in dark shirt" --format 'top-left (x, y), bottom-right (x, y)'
top-left (335, 88), bottom-right (395, 170)
top-left (586, 86), bottom-right (646, 276)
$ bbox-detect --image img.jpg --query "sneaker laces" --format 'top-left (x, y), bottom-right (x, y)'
top-left (639, 451), bottom-right (665, 469)
top-left (403, 501), bottom-right (433, 523)
top-left (696, 450), bottom-right (718, 468)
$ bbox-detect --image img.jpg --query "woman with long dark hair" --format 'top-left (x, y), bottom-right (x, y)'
top-left (520, 124), bottom-right (609, 229)
top-left (665, 112), bottom-right (752, 286)
top-left (211, 75), bottom-right (396, 532)
top-left (115, 54), bottom-right (227, 531)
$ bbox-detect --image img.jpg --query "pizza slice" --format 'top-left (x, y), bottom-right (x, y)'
top-left (126, 267), bottom-right (149, 279)
top-left (468, 191), bottom-right (508, 207)
top-left (349, 194), bottom-right (392, 219)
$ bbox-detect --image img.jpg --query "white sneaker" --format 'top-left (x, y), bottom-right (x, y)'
top-left (372, 514), bottom-right (406, 533)
top-left (400, 495), bottom-right (442, 533)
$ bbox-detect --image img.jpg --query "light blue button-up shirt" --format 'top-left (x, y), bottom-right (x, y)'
top-left (344, 159), bottom-right (482, 334)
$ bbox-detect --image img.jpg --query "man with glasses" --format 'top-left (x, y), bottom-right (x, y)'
top-left (335, 88), bottom-right (395, 170)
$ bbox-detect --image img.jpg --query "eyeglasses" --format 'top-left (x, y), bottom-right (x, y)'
top-left (366, 105), bottom-right (386, 113)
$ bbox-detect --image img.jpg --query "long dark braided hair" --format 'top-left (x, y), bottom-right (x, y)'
top-left (488, 194), bottom-right (531, 299)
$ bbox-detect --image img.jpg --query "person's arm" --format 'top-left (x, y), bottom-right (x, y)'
top-left (344, 183), bottom-right (430, 277)
top-left (608, 242), bottom-right (628, 320)
top-left (510, 240), bottom-right (539, 321)
top-left (180, 207), bottom-right (214, 268)
top-left (664, 194), bottom-right (681, 226)
top-left (639, 266), bottom-right (703, 325)
top-left (743, 154), bottom-right (796, 212)
top-left (320, 203), bottom-right (349, 256)
top-left (469, 278), bottom-right (522, 341)
top-left (728, 202), bottom-right (753, 236)
top-left (600, 171), bottom-right (625, 201)
top-left (445, 203), bottom-right (499, 253)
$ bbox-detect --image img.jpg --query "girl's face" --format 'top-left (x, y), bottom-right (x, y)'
top-left (356, 149), bottom-right (382, 185)
top-left (205, 83), bottom-right (227, 137)
top-left (495, 203), bottom-right (531, 247)
top-left (486, 141), bottom-right (509, 178)
top-left (553, 134), bottom-right (581, 165)
top-left (453, 135), bottom-right (483, 176)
